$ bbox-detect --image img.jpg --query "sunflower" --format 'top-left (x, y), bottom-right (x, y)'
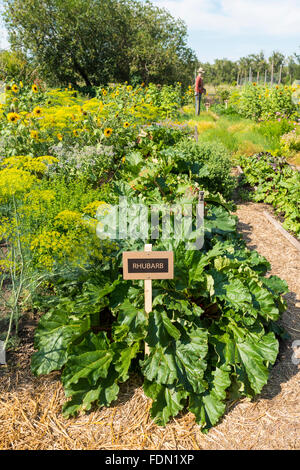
top-left (7, 112), bottom-right (20, 123)
top-left (102, 89), bottom-right (107, 96)
top-left (5, 85), bottom-right (11, 91)
top-left (30, 130), bottom-right (39, 140)
top-left (127, 85), bottom-right (132, 92)
top-left (12, 84), bottom-right (18, 93)
top-left (57, 133), bottom-right (63, 141)
top-left (33, 106), bottom-right (42, 117)
top-left (32, 84), bottom-right (38, 93)
top-left (73, 129), bottom-right (81, 137)
top-left (123, 121), bottom-right (130, 128)
top-left (104, 128), bottom-right (113, 138)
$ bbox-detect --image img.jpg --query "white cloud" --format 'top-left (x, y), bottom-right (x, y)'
top-left (0, 26), bottom-right (9, 49)
top-left (152, 0), bottom-right (300, 37)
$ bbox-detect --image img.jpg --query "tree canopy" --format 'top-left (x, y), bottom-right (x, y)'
top-left (3, 0), bottom-right (197, 87)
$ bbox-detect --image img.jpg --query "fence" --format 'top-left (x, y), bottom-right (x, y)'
top-left (237, 65), bottom-right (284, 86)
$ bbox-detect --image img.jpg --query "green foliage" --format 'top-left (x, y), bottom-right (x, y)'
top-left (4, 0), bottom-right (197, 87)
top-left (0, 49), bottom-right (34, 82)
top-left (231, 83), bottom-right (298, 120)
top-left (30, 185), bottom-right (288, 431)
top-left (165, 139), bottom-right (236, 199)
top-left (240, 152), bottom-right (300, 237)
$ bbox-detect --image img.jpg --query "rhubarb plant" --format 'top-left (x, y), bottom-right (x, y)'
top-left (31, 191), bottom-right (288, 431)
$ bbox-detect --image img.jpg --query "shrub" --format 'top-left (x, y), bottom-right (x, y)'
top-left (230, 83), bottom-right (298, 120)
top-left (166, 139), bottom-right (236, 199)
top-left (240, 152), bottom-right (300, 237)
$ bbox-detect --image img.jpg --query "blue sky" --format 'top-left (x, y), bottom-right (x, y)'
top-left (1, 0), bottom-right (300, 62)
top-left (152, 0), bottom-right (300, 62)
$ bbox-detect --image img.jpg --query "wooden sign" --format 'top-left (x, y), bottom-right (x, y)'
top-left (123, 250), bottom-right (173, 280)
top-left (123, 245), bottom-right (174, 355)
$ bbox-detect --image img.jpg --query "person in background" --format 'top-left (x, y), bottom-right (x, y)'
top-left (195, 68), bottom-right (206, 115)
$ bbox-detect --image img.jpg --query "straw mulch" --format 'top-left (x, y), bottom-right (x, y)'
top-left (0, 201), bottom-right (299, 450)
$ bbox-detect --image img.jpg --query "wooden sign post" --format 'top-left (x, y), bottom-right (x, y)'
top-left (144, 244), bottom-right (152, 355)
top-left (123, 245), bottom-right (174, 355)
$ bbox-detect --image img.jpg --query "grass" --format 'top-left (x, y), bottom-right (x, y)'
top-left (179, 104), bottom-right (286, 159)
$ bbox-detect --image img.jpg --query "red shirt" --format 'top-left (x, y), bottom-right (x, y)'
top-left (195, 75), bottom-right (204, 94)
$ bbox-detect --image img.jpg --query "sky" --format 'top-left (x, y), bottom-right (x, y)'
top-left (151, 0), bottom-right (300, 62)
top-left (0, 0), bottom-right (300, 62)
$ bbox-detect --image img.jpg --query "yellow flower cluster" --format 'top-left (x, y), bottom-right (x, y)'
top-left (54, 210), bottom-right (83, 230)
top-left (83, 201), bottom-right (107, 216)
top-left (25, 188), bottom-right (56, 205)
top-left (30, 230), bottom-right (65, 268)
top-left (0, 168), bottom-right (36, 197)
top-left (2, 155), bottom-right (58, 174)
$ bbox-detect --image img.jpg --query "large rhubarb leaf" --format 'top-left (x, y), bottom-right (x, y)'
top-left (189, 366), bottom-right (231, 431)
top-left (113, 341), bottom-right (140, 382)
top-left (141, 344), bottom-right (178, 385)
top-left (235, 331), bottom-right (279, 394)
top-left (31, 309), bottom-right (90, 376)
top-left (143, 380), bottom-right (188, 426)
top-left (61, 332), bottom-right (113, 388)
top-left (62, 334), bottom-right (140, 416)
top-left (141, 318), bottom-right (208, 393)
top-left (248, 279), bottom-right (279, 321)
top-left (115, 299), bottom-right (147, 341)
top-left (62, 368), bottom-right (119, 417)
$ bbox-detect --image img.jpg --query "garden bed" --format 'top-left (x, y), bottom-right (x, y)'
top-left (1, 200), bottom-right (299, 450)
top-left (0, 81), bottom-right (299, 449)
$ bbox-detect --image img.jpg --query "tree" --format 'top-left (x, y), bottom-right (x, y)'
top-left (3, 0), bottom-right (197, 87)
top-left (0, 49), bottom-right (34, 81)
top-left (123, 1), bottom-right (197, 86)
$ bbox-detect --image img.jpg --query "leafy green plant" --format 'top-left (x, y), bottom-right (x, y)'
top-left (240, 152), bottom-right (300, 237)
top-left (168, 139), bottom-right (236, 199)
top-left (31, 185), bottom-right (288, 432)
top-left (231, 83), bottom-right (298, 120)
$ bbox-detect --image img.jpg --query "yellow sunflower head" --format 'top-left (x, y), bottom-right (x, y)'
top-left (33, 106), bottom-right (42, 117)
top-left (57, 133), bottom-right (63, 141)
top-left (32, 84), bottom-right (38, 93)
top-left (104, 127), bottom-right (113, 138)
top-left (30, 130), bottom-right (39, 140)
top-left (7, 112), bottom-right (20, 123)
top-left (127, 85), bottom-right (133, 92)
top-left (102, 89), bottom-right (107, 96)
top-left (12, 84), bottom-right (18, 93)
top-left (123, 121), bottom-right (130, 129)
